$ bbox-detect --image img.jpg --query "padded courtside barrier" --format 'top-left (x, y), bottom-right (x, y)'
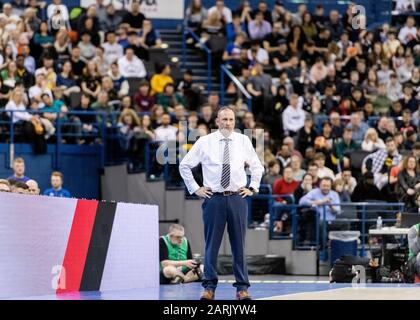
top-left (0, 193), bottom-right (159, 299)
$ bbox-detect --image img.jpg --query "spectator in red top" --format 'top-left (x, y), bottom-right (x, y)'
top-left (273, 166), bottom-right (300, 203)
top-left (133, 80), bottom-right (155, 112)
top-left (272, 166), bottom-right (300, 233)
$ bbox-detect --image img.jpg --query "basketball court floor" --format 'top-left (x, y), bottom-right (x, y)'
top-left (10, 276), bottom-right (420, 300)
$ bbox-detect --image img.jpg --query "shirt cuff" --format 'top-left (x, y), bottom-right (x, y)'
top-left (248, 182), bottom-right (260, 193)
top-left (187, 182), bottom-right (201, 195)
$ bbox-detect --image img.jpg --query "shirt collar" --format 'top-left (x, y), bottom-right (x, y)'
top-left (216, 129), bottom-right (235, 141)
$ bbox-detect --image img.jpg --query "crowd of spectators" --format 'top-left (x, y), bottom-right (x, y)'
top-left (185, 0), bottom-right (419, 233)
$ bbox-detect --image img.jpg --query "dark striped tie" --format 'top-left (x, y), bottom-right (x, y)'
top-left (221, 138), bottom-right (230, 189)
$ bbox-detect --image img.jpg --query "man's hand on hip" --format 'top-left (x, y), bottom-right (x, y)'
top-left (239, 187), bottom-right (253, 198)
top-left (195, 187), bottom-right (213, 198)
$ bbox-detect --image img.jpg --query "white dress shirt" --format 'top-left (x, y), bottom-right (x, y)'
top-left (179, 130), bottom-right (264, 194)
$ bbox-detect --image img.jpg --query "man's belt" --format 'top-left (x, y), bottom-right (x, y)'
top-left (212, 191), bottom-right (239, 196)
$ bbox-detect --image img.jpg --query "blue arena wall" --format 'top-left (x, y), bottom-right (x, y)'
top-left (0, 144), bottom-right (102, 200)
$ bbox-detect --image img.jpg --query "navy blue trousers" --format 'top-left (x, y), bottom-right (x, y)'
top-left (201, 194), bottom-right (249, 292)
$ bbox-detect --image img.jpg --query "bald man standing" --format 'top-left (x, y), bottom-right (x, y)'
top-left (179, 106), bottom-right (264, 300)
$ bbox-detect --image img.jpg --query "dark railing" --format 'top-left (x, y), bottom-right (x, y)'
top-left (220, 64), bottom-right (252, 112)
top-left (182, 26), bottom-right (212, 93)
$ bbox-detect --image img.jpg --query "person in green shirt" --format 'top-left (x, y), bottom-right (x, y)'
top-left (334, 128), bottom-right (360, 160)
top-left (373, 83), bottom-right (392, 115)
top-left (160, 224), bottom-right (202, 284)
top-left (155, 83), bottom-right (185, 113)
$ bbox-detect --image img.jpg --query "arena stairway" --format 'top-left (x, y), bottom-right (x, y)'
top-left (101, 164), bottom-right (319, 275)
top-left (159, 28), bottom-right (236, 105)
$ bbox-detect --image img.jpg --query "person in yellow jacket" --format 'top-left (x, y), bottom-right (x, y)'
top-left (150, 63), bottom-right (173, 96)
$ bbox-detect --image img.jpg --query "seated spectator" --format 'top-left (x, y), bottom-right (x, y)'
top-left (43, 171), bottom-right (71, 198)
top-left (351, 172), bottom-right (383, 203)
top-left (26, 179), bottom-right (40, 195)
top-left (99, 4), bottom-right (123, 33)
top-left (299, 177), bottom-right (341, 242)
top-left (276, 144), bottom-right (291, 168)
top-left (297, 116), bottom-right (317, 155)
top-left (29, 70), bottom-right (52, 108)
top-left (287, 25), bottom-right (307, 55)
top-left (133, 80), bottom-right (155, 112)
top-left (177, 69), bottom-right (204, 112)
top-left (156, 83), bottom-right (184, 112)
top-left (226, 13), bottom-right (247, 43)
top-left (397, 155), bottom-right (420, 212)
top-left (117, 108), bottom-right (141, 154)
top-left (138, 19), bottom-right (162, 49)
top-left (272, 166), bottom-right (300, 233)
top-left (7, 157), bottom-right (30, 183)
top-left (361, 128), bottom-right (386, 152)
top-left (81, 61), bottom-right (102, 99)
top-left (333, 178), bottom-right (351, 202)
top-left (0, 179), bottom-right (11, 192)
top-left (373, 83), bottom-right (392, 115)
top-left (294, 173), bottom-right (313, 203)
top-left (33, 21), bottom-right (54, 50)
top-left (185, 0), bottom-right (208, 32)
top-left (6, 87), bottom-right (36, 127)
top-left (107, 63), bottom-right (129, 98)
top-left (398, 16), bottom-right (417, 46)
top-left (160, 224), bottom-right (202, 284)
top-left (399, 83), bottom-right (418, 113)
top-left (362, 137), bottom-right (402, 190)
top-left (334, 167), bottom-right (357, 195)
top-left (78, 32), bottom-right (97, 62)
top-left (150, 64), bottom-right (174, 96)
top-left (122, 1), bottom-right (146, 33)
top-left (201, 10), bottom-right (223, 37)
top-left (282, 94), bottom-right (305, 137)
top-left (346, 112), bottom-right (369, 144)
top-left (10, 181), bottom-right (29, 194)
top-left (102, 30), bottom-right (124, 67)
top-left (0, 60), bottom-right (20, 89)
top-left (56, 61), bottom-right (81, 97)
top-left (273, 165), bottom-right (299, 197)
top-left (47, 0), bottom-right (69, 27)
top-left (68, 47), bottom-right (86, 81)
top-left (271, 40), bottom-right (290, 71)
top-left (247, 40), bottom-right (269, 66)
top-left (222, 32), bottom-right (247, 74)
top-left (197, 104), bottom-right (216, 130)
top-left (291, 155), bottom-right (306, 181)
top-left (314, 152), bottom-right (335, 180)
top-left (248, 10), bottom-right (271, 41)
top-left (154, 113), bottom-right (178, 142)
top-left (15, 54), bottom-right (34, 89)
top-left (283, 136), bottom-right (302, 158)
top-left (72, 93), bottom-right (98, 143)
top-left (100, 76), bottom-right (119, 102)
top-left (310, 57), bottom-right (328, 85)
top-left (399, 108), bottom-right (417, 133)
top-left (261, 160), bottom-right (282, 186)
top-left (117, 47), bottom-right (147, 79)
top-left (207, 0), bottom-right (232, 25)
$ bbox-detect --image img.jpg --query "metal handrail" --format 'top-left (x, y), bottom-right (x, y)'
top-left (220, 64), bottom-right (252, 112)
top-left (182, 26), bottom-right (212, 93)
